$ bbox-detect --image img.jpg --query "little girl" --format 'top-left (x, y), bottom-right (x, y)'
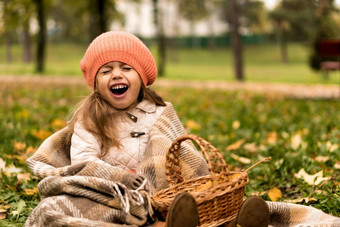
top-left (67, 31), bottom-right (207, 226)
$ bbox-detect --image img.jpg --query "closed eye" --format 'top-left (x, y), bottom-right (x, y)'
top-left (100, 69), bottom-right (112, 75)
top-left (122, 67), bottom-right (132, 71)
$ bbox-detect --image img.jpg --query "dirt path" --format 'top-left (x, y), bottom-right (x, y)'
top-left (1, 75), bottom-right (339, 99)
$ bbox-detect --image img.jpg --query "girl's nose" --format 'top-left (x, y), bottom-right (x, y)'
top-left (112, 68), bottom-right (123, 79)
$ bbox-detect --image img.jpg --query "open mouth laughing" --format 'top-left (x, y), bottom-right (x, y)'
top-left (110, 84), bottom-right (129, 96)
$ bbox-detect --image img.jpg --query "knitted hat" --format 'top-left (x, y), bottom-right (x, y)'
top-left (80, 31), bottom-right (157, 89)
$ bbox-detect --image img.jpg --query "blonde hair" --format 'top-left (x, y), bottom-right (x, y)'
top-left (68, 85), bottom-right (165, 157)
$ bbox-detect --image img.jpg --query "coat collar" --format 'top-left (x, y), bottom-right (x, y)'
top-left (135, 99), bottom-right (156, 113)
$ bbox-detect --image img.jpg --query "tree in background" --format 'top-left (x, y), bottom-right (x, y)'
top-left (152, 0), bottom-right (166, 77)
top-left (228, 0), bottom-right (244, 81)
top-left (1, 0), bottom-right (21, 63)
top-left (218, 0), bottom-right (266, 81)
top-left (176, 0), bottom-right (209, 48)
top-left (34, 0), bottom-right (47, 73)
top-left (269, 0), bottom-right (322, 64)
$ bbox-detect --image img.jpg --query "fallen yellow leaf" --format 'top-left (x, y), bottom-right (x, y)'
top-left (268, 187), bottom-right (282, 202)
top-left (0, 209), bottom-right (7, 220)
top-left (186, 120), bottom-right (201, 130)
top-left (26, 146), bottom-right (38, 155)
top-left (291, 132), bottom-right (302, 150)
top-left (230, 153), bottom-right (251, 164)
top-left (13, 141), bottom-right (26, 151)
top-left (24, 187), bottom-right (39, 195)
top-left (0, 158), bottom-right (5, 171)
top-left (314, 156), bottom-right (329, 162)
top-left (294, 168), bottom-right (330, 185)
top-left (232, 121), bottom-right (240, 129)
top-left (17, 173), bottom-right (31, 182)
top-left (266, 132), bottom-right (278, 145)
top-left (51, 118), bottom-right (67, 129)
top-left (326, 141), bottom-right (338, 153)
top-left (285, 197), bottom-right (317, 204)
top-left (226, 139), bottom-right (245, 151)
top-left (243, 143), bottom-right (258, 153)
top-left (31, 129), bottom-right (52, 141)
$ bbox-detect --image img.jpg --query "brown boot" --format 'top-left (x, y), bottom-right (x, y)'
top-left (236, 196), bottom-right (270, 227)
top-left (166, 192), bottom-right (199, 227)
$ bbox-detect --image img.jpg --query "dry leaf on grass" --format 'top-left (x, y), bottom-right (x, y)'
top-left (294, 168), bottom-right (330, 185)
top-left (24, 187), bottom-right (39, 195)
top-left (268, 187), bottom-right (282, 201)
top-left (226, 139), bottom-right (245, 151)
top-left (230, 153), bottom-right (251, 164)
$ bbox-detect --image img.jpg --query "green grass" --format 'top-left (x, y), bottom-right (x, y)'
top-left (0, 42), bottom-right (339, 84)
top-left (0, 81), bottom-right (339, 226)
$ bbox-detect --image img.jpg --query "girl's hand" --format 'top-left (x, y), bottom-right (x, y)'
top-left (122, 172), bottom-right (145, 190)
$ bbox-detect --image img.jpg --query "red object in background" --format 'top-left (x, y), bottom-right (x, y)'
top-left (318, 40), bottom-right (340, 57)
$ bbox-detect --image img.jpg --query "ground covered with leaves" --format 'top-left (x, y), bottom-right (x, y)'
top-left (0, 81), bottom-right (339, 226)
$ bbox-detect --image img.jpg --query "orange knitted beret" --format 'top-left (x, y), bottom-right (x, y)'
top-left (80, 31), bottom-right (157, 89)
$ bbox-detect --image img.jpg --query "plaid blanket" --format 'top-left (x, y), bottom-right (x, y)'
top-left (267, 201), bottom-right (339, 227)
top-left (25, 104), bottom-right (209, 226)
top-left (25, 104), bottom-right (339, 226)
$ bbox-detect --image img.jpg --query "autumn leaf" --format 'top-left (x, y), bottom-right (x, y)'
top-left (0, 209), bottom-right (7, 220)
top-left (186, 119), bottom-right (201, 130)
top-left (0, 158), bottom-right (5, 171)
top-left (232, 120), bottom-right (240, 129)
top-left (26, 146), bottom-right (38, 155)
top-left (230, 153), bottom-right (251, 164)
top-left (334, 161), bottom-right (340, 169)
top-left (13, 141), bottom-right (26, 151)
top-left (285, 197), bottom-right (317, 204)
top-left (24, 187), bottom-right (39, 195)
top-left (268, 187), bottom-right (282, 201)
top-left (313, 156), bottom-right (329, 162)
top-left (17, 173), bottom-right (31, 182)
top-left (243, 143), bottom-right (258, 153)
top-left (294, 168), bottom-right (330, 185)
top-left (51, 118), bottom-right (67, 129)
top-left (4, 164), bottom-right (23, 176)
top-left (226, 139), bottom-right (245, 151)
top-left (31, 129), bottom-right (52, 140)
top-left (291, 132), bottom-right (302, 149)
top-left (266, 132), bottom-right (278, 145)
top-left (326, 141), bottom-right (338, 153)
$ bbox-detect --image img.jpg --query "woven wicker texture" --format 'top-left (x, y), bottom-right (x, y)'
top-left (151, 134), bottom-right (249, 227)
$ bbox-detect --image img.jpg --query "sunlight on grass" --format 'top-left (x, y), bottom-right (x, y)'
top-left (0, 42), bottom-right (339, 84)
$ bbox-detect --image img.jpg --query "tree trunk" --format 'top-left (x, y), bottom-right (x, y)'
top-left (229, 0), bottom-right (244, 81)
top-left (88, 0), bottom-right (108, 42)
top-left (5, 34), bottom-right (12, 63)
top-left (152, 0), bottom-right (166, 77)
top-left (22, 21), bottom-right (32, 63)
top-left (279, 29), bottom-right (288, 63)
top-left (35, 0), bottom-right (46, 73)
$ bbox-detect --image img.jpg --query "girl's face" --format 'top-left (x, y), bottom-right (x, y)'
top-left (96, 61), bottom-right (142, 110)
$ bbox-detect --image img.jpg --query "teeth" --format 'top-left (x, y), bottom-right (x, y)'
top-left (112, 85), bottom-right (127, 90)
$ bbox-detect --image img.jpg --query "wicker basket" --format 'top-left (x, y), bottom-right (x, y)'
top-left (151, 134), bottom-right (249, 227)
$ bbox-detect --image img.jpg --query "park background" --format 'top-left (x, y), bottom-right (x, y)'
top-left (0, 0), bottom-right (339, 226)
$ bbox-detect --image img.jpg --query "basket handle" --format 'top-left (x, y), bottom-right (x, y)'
top-left (166, 134), bottom-right (229, 186)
